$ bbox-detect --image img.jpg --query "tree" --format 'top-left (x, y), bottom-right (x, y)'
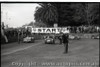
top-left (70, 3), bottom-right (86, 25)
top-left (52, 3), bottom-right (75, 26)
top-left (34, 3), bottom-right (58, 27)
top-left (71, 3), bottom-right (99, 25)
top-left (35, 3), bottom-right (99, 27)
top-left (85, 3), bottom-right (99, 25)
top-left (34, 22), bottom-right (47, 27)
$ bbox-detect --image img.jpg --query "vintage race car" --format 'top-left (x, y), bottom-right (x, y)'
top-left (44, 35), bottom-right (55, 44)
top-left (23, 36), bottom-right (35, 43)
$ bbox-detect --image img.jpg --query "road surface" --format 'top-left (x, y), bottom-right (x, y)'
top-left (1, 39), bottom-right (99, 67)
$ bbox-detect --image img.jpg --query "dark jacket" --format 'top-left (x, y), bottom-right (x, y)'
top-left (58, 35), bottom-right (62, 40)
top-left (62, 34), bottom-right (69, 43)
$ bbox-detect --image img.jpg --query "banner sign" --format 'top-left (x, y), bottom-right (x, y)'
top-left (31, 27), bottom-right (69, 33)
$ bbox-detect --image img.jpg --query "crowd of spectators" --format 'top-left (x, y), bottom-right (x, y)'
top-left (4, 25), bottom-right (100, 38)
top-left (67, 25), bottom-right (100, 33)
top-left (1, 25), bottom-right (99, 44)
top-left (5, 28), bottom-right (31, 38)
top-left (1, 28), bottom-right (31, 43)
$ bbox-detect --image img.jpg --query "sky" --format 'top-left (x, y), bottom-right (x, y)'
top-left (1, 3), bottom-right (40, 28)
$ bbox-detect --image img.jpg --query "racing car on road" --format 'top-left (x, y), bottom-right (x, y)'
top-left (44, 35), bottom-right (55, 44)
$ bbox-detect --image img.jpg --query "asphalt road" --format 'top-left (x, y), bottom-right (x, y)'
top-left (1, 39), bottom-right (99, 67)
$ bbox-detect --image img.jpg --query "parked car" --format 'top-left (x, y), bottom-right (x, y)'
top-left (23, 36), bottom-right (35, 43)
top-left (91, 35), bottom-right (99, 39)
top-left (69, 35), bottom-right (75, 40)
top-left (69, 34), bottom-right (80, 40)
top-left (74, 35), bottom-right (81, 40)
top-left (44, 35), bottom-right (55, 44)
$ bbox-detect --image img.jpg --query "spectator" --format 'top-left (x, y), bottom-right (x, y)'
top-left (18, 29), bottom-right (22, 44)
top-left (58, 32), bottom-right (63, 44)
top-left (62, 32), bottom-right (69, 54)
top-left (1, 22), bottom-right (8, 43)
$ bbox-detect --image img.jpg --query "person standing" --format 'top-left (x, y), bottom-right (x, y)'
top-left (18, 29), bottom-right (22, 44)
top-left (1, 22), bottom-right (8, 43)
top-left (58, 32), bottom-right (63, 44)
top-left (62, 32), bottom-right (69, 53)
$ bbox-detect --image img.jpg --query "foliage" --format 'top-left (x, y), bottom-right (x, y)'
top-left (34, 3), bottom-right (58, 26)
top-left (34, 3), bottom-right (99, 26)
top-left (34, 22), bottom-right (47, 27)
top-left (71, 3), bottom-right (99, 25)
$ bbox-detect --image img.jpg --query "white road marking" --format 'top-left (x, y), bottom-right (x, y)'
top-left (1, 42), bottom-right (43, 56)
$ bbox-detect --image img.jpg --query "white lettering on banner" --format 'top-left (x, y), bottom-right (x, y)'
top-left (31, 27), bottom-right (70, 33)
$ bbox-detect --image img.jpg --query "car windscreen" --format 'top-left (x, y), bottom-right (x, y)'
top-left (46, 36), bottom-right (53, 38)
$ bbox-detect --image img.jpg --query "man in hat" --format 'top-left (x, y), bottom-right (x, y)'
top-left (62, 31), bottom-right (69, 53)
